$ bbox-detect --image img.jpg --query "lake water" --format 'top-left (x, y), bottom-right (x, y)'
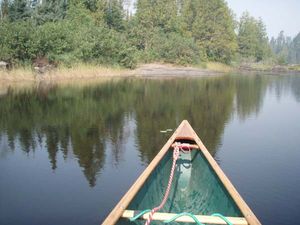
top-left (0, 74), bottom-right (300, 225)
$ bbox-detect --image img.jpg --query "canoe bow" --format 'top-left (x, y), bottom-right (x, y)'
top-left (102, 120), bottom-right (261, 225)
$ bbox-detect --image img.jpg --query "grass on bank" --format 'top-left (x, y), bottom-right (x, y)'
top-left (52, 64), bottom-right (131, 78)
top-left (194, 61), bottom-right (234, 73)
top-left (205, 62), bottom-right (234, 73)
top-left (0, 63), bottom-right (132, 82)
top-left (288, 64), bottom-right (300, 71)
top-left (0, 66), bottom-right (35, 81)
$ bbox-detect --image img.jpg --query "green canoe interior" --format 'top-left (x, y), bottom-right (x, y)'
top-left (116, 145), bottom-right (242, 225)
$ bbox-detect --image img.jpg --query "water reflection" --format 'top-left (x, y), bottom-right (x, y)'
top-left (134, 77), bottom-right (236, 161)
top-left (1, 75), bottom-right (300, 188)
top-left (290, 76), bottom-right (300, 102)
top-left (235, 75), bottom-right (268, 120)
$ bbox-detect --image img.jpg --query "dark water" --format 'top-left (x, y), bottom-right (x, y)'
top-left (0, 74), bottom-right (300, 225)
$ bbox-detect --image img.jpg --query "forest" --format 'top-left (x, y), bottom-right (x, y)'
top-left (0, 0), bottom-right (299, 69)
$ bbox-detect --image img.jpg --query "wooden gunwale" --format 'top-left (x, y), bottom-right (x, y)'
top-left (102, 120), bottom-right (261, 225)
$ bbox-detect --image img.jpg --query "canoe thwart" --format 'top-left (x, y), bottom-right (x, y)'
top-left (171, 142), bottom-right (199, 149)
top-left (122, 210), bottom-right (248, 225)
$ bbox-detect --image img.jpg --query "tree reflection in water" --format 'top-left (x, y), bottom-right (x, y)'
top-left (0, 75), bottom-right (299, 186)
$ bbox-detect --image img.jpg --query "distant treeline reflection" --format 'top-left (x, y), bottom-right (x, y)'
top-left (0, 76), bottom-right (299, 187)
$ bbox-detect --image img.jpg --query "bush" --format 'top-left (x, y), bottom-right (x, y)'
top-left (150, 32), bottom-right (201, 65)
top-left (71, 24), bottom-right (137, 68)
top-left (0, 21), bottom-right (36, 63)
top-left (118, 46), bottom-right (137, 69)
top-left (0, 6), bottom-right (136, 69)
top-left (0, 3), bottom-right (196, 69)
top-left (33, 21), bottom-right (74, 59)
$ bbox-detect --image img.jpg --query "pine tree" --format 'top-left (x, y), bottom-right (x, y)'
top-left (104, 0), bottom-right (125, 31)
top-left (133, 0), bottom-right (159, 50)
top-left (275, 31), bottom-right (286, 54)
top-left (289, 32), bottom-right (300, 64)
top-left (237, 12), bottom-right (270, 61)
top-left (270, 31), bottom-right (294, 64)
top-left (256, 18), bottom-right (271, 61)
top-left (184, 0), bottom-right (237, 63)
top-left (86, 0), bottom-right (126, 30)
top-left (33, 0), bottom-right (67, 25)
top-left (1, 0), bottom-right (10, 20)
top-left (270, 37), bottom-right (276, 52)
top-left (135, 0), bottom-right (179, 32)
top-left (8, 0), bottom-right (31, 21)
top-left (181, 0), bottom-right (198, 36)
top-left (83, 0), bottom-right (99, 12)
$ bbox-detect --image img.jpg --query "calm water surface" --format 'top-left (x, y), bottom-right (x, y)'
top-left (0, 74), bottom-right (300, 225)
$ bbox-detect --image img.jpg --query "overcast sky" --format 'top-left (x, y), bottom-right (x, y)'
top-left (226, 0), bottom-right (300, 39)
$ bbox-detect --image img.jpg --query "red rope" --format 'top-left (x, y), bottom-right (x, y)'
top-left (145, 143), bottom-right (190, 225)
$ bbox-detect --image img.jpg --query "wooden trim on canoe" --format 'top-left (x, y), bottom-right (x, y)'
top-left (123, 210), bottom-right (248, 225)
top-left (102, 120), bottom-right (261, 225)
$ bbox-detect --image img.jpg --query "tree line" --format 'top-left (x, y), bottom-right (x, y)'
top-left (270, 31), bottom-right (300, 65)
top-left (0, 0), bottom-right (297, 69)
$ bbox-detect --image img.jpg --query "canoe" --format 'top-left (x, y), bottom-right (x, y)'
top-left (102, 120), bottom-right (261, 225)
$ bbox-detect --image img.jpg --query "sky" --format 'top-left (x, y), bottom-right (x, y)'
top-left (226, 0), bottom-right (300, 39)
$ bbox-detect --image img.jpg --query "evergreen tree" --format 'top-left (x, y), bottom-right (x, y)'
top-left (81, 0), bottom-right (126, 30)
top-left (130, 0), bottom-right (151, 51)
top-left (133, 0), bottom-right (180, 51)
top-left (237, 12), bottom-right (271, 61)
top-left (83, 0), bottom-right (99, 12)
top-left (181, 0), bottom-right (198, 35)
top-left (1, 0), bottom-right (10, 20)
top-left (270, 37), bottom-right (276, 52)
top-left (135, 0), bottom-right (179, 33)
top-left (131, 0), bottom-right (199, 64)
top-left (289, 32), bottom-right (300, 64)
top-left (103, 0), bottom-right (125, 31)
top-left (8, 0), bottom-right (31, 21)
top-left (33, 0), bottom-right (67, 25)
top-left (256, 18), bottom-right (271, 61)
top-left (270, 31), bottom-right (295, 64)
top-left (277, 31), bottom-right (286, 53)
top-left (182, 0), bottom-right (237, 63)
top-left (30, 0), bottom-right (41, 9)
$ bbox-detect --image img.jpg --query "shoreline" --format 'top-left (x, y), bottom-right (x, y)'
top-left (1, 63), bottom-right (300, 85)
top-left (0, 63), bottom-right (225, 85)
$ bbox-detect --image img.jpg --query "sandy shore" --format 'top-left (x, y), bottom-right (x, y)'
top-left (135, 64), bottom-right (223, 77)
